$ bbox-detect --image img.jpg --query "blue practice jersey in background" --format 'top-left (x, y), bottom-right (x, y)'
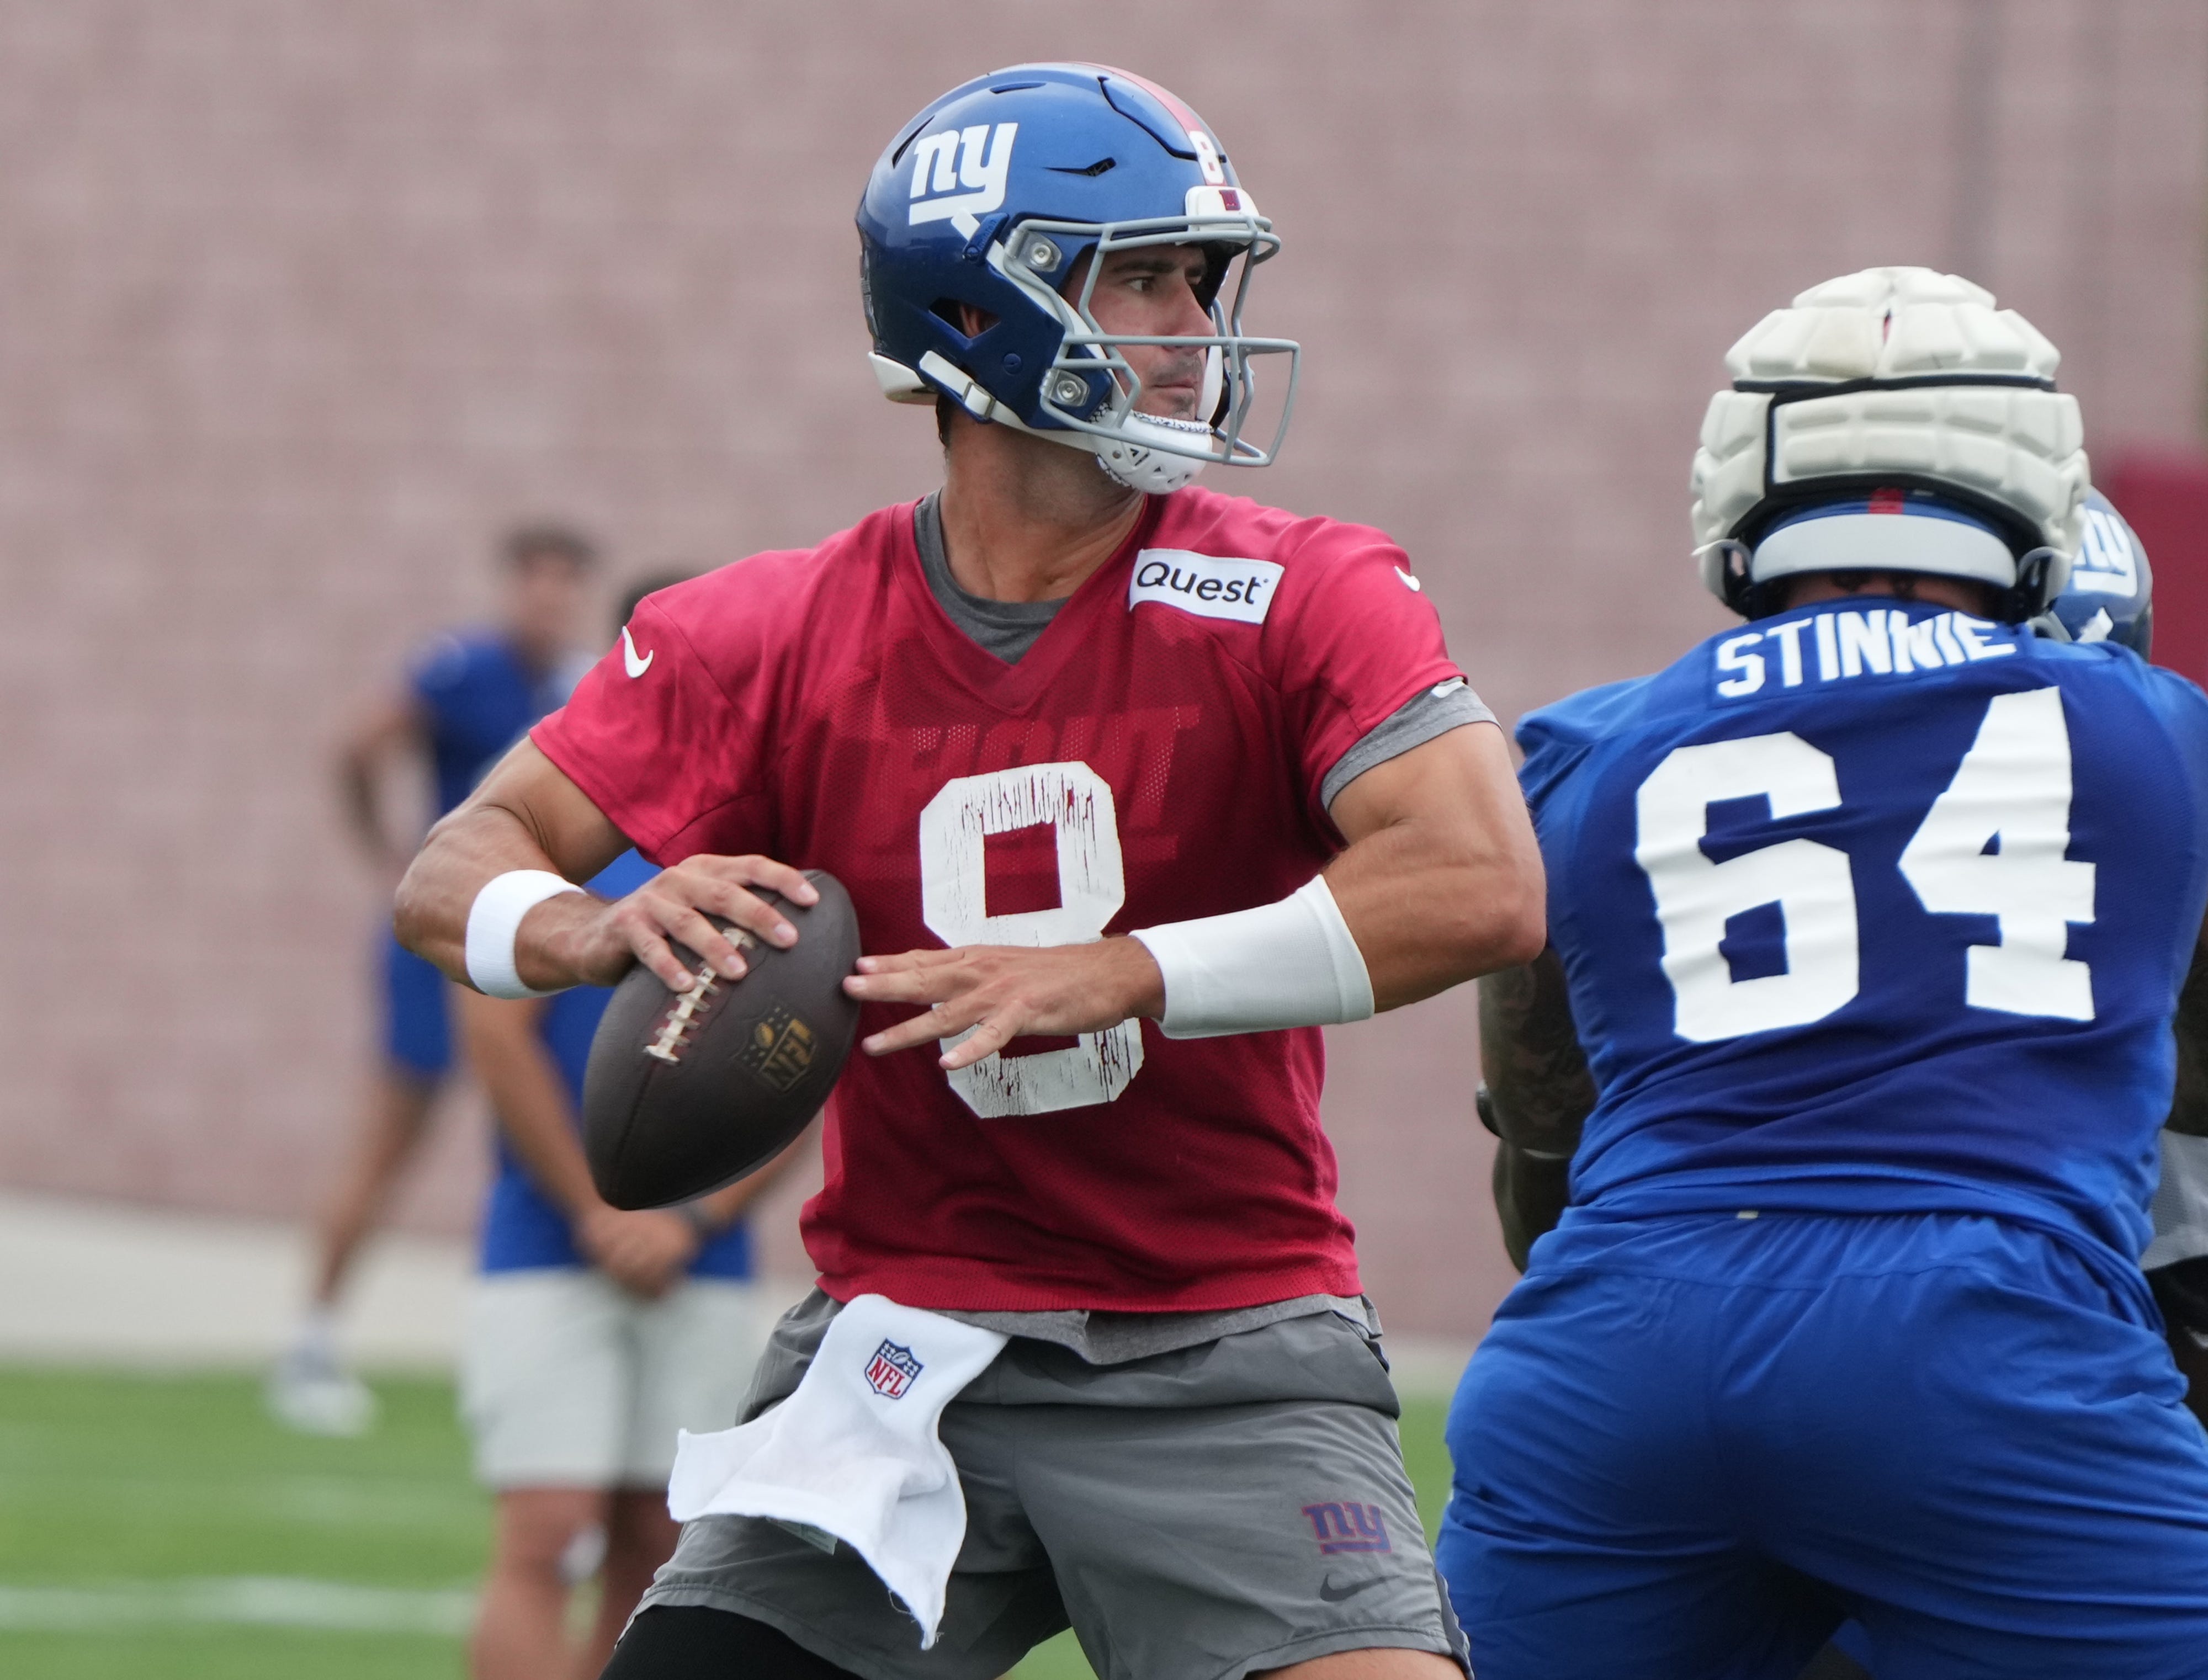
top-left (376, 630), bottom-right (592, 1079)
top-left (478, 848), bottom-right (753, 1280)
top-left (1522, 599), bottom-right (2208, 1266)
top-left (408, 630), bottom-right (586, 817)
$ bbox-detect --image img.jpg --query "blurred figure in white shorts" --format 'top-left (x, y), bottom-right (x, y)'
top-left (457, 797), bottom-right (804, 1679)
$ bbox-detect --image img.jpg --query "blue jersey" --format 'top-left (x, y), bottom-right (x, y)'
top-left (408, 631), bottom-right (583, 816)
top-left (479, 849), bottom-right (754, 1279)
top-left (1522, 599), bottom-right (2208, 1265)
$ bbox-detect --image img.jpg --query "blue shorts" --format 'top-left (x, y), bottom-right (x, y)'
top-left (379, 926), bottom-right (452, 1080)
top-left (1439, 1210), bottom-right (2208, 1680)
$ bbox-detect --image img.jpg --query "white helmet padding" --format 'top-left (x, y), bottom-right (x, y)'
top-left (1747, 498), bottom-right (2019, 589)
top-left (1690, 267), bottom-right (2089, 613)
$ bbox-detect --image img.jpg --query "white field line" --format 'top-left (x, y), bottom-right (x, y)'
top-left (0, 1577), bottom-right (475, 1635)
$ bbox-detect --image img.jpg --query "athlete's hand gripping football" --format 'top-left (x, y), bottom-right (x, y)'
top-left (566, 853), bottom-right (820, 993)
top-left (845, 725), bottom-right (1544, 1068)
top-left (394, 739), bottom-right (820, 996)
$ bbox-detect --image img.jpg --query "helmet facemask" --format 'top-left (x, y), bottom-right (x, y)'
top-left (991, 208), bottom-right (1300, 490)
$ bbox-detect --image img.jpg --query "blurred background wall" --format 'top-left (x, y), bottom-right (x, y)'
top-left (2, 0), bottom-right (2202, 1335)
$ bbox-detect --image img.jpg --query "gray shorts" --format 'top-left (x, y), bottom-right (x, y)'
top-left (638, 1290), bottom-right (1467, 1680)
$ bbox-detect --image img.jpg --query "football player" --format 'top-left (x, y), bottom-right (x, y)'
top-left (269, 523), bottom-right (598, 1436)
top-left (1479, 492), bottom-right (2163, 1269)
top-left (1443, 267), bottom-right (2208, 1679)
top-left (395, 64), bottom-right (1544, 1680)
top-left (456, 574), bottom-right (800, 1680)
top-left (2029, 492), bottom-right (2208, 1426)
top-left (2031, 487), bottom-right (2154, 656)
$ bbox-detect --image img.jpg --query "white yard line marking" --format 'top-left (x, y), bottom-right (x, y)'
top-left (0, 1577), bottom-right (475, 1635)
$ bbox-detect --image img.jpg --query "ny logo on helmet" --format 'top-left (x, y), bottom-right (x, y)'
top-left (909, 122), bottom-right (1017, 238)
top-left (2071, 505), bottom-right (2139, 597)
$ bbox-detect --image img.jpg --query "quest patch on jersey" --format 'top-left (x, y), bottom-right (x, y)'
top-left (1128, 549), bottom-right (1285, 626)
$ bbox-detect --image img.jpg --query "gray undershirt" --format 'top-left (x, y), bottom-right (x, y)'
top-left (914, 492), bottom-right (1069, 663)
top-left (908, 492), bottom-right (1493, 1365)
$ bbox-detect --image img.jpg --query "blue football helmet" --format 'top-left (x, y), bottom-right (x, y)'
top-left (857, 64), bottom-right (1299, 493)
top-left (2032, 488), bottom-right (2154, 656)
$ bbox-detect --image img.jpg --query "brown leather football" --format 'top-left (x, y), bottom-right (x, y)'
top-left (581, 870), bottom-right (861, 1209)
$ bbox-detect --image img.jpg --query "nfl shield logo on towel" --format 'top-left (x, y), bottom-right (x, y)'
top-left (865, 1339), bottom-right (923, 1400)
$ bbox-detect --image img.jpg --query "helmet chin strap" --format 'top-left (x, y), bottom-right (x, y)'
top-left (1006, 406), bottom-right (1213, 494)
top-left (915, 346), bottom-right (1222, 495)
top-left (1082, 354), bottom-right (1228, 495)
top-left (1090, 414), bottom-right (1213, 494)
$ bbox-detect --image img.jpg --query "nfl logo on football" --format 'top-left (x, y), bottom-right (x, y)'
top-left (864, 1339), bottom-right (924, 1400)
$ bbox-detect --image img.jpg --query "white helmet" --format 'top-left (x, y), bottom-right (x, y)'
top-left (1690, 266), bottom-right (2088, 618)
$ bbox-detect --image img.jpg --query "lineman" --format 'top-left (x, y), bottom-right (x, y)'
top-left (1447, 268), bottom-right (2208, 1678)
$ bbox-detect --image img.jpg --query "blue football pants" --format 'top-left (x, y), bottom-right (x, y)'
top-left (1439, 1211), bottom-right (2208, 1680)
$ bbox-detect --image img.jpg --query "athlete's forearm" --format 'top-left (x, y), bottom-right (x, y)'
top-left (1478, 948), bottom-right (1594, 1267)
top-left (1325, 724), bottom-right (1547, 1011)
top-left (394, 740), bottom-right (633, 988)
top-left (1478, 948), bottom-right (1596, 1158)
top-left (1491, 1137), bottom-right (1573, 1273)
top-left (2170, 913), bottom-right (2208, 1137)
top-left (335, 695), bottom-right (423, 870)
top-left (1325, 818), bottom-right (1545, 1008)
top-left (394, 801), bottom-right (603, 989)
top-left (337, 754), bottom-right (396, 868)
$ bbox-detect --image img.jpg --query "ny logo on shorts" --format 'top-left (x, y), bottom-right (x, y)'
top-left (1302, 1501), bottom-right (1392, 1555)
top-left (864, 1339), bottom-right (923, 1400)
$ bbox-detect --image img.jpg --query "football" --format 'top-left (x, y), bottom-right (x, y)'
top-left (581, 870), bottom-right (862, 1210)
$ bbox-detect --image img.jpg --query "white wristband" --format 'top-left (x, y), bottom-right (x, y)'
top-left (465, 870), bottom-right (585, 1000)
top-left (1130, 875), bottom-right (1375, 1040)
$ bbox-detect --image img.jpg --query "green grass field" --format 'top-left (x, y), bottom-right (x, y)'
top-left (0, 1367), bottom-right (1457, 1679)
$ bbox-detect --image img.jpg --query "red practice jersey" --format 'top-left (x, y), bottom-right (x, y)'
top-left (534, 486), bottom-right (1465, 1311)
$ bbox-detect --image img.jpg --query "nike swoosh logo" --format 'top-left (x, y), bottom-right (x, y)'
top-left (1318, 1574), bottom-right (1384, 1604)
top-left (1394, 566), bottom-right (1421, 593)
top-left (621, 625), bottom-right (654, 679)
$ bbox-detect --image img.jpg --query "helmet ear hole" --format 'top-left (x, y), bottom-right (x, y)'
top-left (928, 299), bottom-right (997, 342)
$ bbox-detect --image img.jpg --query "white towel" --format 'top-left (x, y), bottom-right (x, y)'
top-left (666, 1294), bottom-right (1009, 1648)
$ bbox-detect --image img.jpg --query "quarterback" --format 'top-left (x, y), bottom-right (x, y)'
top-left (1445, 268), bottom-right (2208, 1679)
top-left (398, 65), bottom-right (1543, 1680)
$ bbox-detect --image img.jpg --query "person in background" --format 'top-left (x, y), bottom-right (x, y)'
top-left (2030, 494), bottom-right (2208, 1428)
top-left (268, 525), bottom-right (601, 1435)
top-left (457, 822), bottom-right (800, 1680)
